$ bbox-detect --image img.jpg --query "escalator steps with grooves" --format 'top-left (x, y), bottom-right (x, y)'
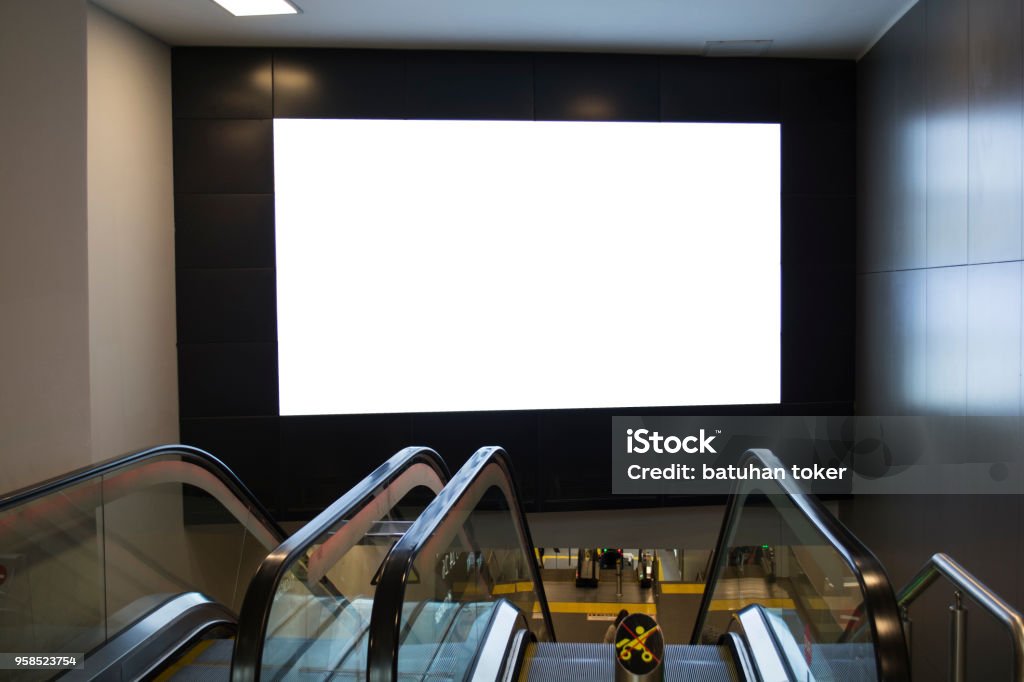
top-left (662, 645), bottom-right (741, 682)
top-left (520, 642), bottom-right (739, 682)
top-left (168, 664), bottom-right (231, 682)
top-left (167, 639), bottom-right (232, 681)
top-left (809, 643), bottom-right (876, 680)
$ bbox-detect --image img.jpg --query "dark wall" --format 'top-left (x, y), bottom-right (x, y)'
top-left (172, 48), bottom-right (855, 519)
top-left (849, 0), bottom-right (1023, 678)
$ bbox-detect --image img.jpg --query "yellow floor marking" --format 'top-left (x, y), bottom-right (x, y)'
top-left (658, 583), bottom-right (705, 595)
top-left (493, 581), bottom-right (539, 595)
top-left (709, 598), bottom-right (795, 611)
top-left (535, 601), bottom-right (658, 615)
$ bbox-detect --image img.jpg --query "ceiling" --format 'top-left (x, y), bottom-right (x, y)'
top-left (93, 0), bottom-right (916, 59)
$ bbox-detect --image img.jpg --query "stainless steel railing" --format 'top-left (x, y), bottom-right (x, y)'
top-left (897, 552), bottom-right (1024, 682)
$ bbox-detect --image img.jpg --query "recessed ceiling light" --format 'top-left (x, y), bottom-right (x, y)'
top-left (211, 0), bottom-right (300, 16)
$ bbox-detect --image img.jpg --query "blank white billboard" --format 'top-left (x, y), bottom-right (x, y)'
top-left (274, 119), bottom-right (780, 415)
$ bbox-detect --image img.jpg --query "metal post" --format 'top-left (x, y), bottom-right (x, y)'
top-left (901, 605), bottom-right (912, 656)
top-left (617, 557), bottom-right (623, 598)
top-left (950, 591), bottom-right (967, 682)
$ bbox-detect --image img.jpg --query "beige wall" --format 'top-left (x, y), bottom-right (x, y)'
top-left (0, 1), bottom-right (91, 493)
top-left (0, 1), bottom-right (178, 495)
top-left (86, 3), bottom-right (178, 459)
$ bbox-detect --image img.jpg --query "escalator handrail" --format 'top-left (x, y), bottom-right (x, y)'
top-left (0, 443), bottom-right (285, 542)
top-left (690, 448), bottom-right (910, 681)
top-left (230, 446), bottom-right (451, 682)
top-left (366, 446), bottom-right (556, 682)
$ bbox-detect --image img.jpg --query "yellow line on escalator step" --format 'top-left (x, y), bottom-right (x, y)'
top-left (152, 638), bottom-right (217, 681)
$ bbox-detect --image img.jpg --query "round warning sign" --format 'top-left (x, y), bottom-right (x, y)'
top-left (613, 613), bottom-right (664, 678)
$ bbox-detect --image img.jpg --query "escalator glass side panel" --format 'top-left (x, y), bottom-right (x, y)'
top-left (368, 447), bottom-right (555, 682)
top-left (760, 607), bottom-right (876, 682)
top-left (231, 447), bottom-right (450, 682)
top-left (693, 449), bottom-right (909, 681)
top-left (421, 601), bottom-right (499, 681)
top-left (393, 483), bottom-right (538, 681)
top-left (102, 458), bottom-right (277, 620)
top-left (0, 446), bottom-right (281, 673)
top-left (0, 476), bottom-right (105, 674)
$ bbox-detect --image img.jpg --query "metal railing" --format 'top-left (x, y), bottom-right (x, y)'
top-left (897, 552), bottom-right (1024, 682)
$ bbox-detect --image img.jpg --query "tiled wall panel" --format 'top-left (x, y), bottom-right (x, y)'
top-left (173, 48), bottom-right (856, 517)
top-left (853, 0), bottom-right (1024, 677)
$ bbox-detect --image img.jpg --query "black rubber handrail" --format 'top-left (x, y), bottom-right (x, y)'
top-left (0, 443), bottom-right (285, 542)
top-left (367, 446), bottom-right (556, 682)
top-left (690, 448), bottom-right (910, 681)
top-left (230, 446), bottom-right (451, 682)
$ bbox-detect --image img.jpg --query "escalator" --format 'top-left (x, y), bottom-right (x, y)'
top-left (0, 444), bottom-right (450, 681)
top-left (360, 447), bottom-right (912, 682)
top-left (0, 442), bottom-right (949, 680)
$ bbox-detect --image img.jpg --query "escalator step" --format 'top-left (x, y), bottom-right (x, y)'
top-left (522, 642), bottom-right (613, 682)
top-left (663, 645), bottom-right (739, 682)
top-left (523, 643), bottom-right (739, 682)
top-left (193, 639), bottom-right (234, 665)
top-left (808, 643), bottom-right (876, 680)
top-left (168, 665), bottom-right (232, 682)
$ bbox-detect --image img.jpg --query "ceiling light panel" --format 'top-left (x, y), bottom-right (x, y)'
top-left (211, 0), bottom-right (299, 17)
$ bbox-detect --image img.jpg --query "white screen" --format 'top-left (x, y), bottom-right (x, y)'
top-left (274, 119), bottom-right (780, 415)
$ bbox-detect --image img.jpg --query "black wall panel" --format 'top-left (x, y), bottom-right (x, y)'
top-left (661, 57), bottom-right (780, 122)
top-left (782, 265), bottom-right (856, 403)
top-left (178, 343), bottom-right (279, 418)
top-left (180, 417), bottom-right (282, 509)
top-left (172, 48), bottom-right (273, 119)
top-left (274, 50), bottom-right (406, 119)
top-left (781, 121), bottom-right (857, 196)
top-left (279, 415), bottom-right (415, 516)
top-left (175, 194), bottom-right (275, 268)
top-left (173, 119), bottom-right (274, 194)
top-left (782, 195), bottom-right (856, 268)
top-left (405, 51), bottom-right (534, 120)
top-left (779, 59), bottom-right (856, 123)
top-left (781, 194), bottom-right (856, 403)
top-left (534, 53), bottom-right (660, 121)
top-left (172, 47), bottom-right (856, 519)
top-left (176, 268), bottom-right (277, 343)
